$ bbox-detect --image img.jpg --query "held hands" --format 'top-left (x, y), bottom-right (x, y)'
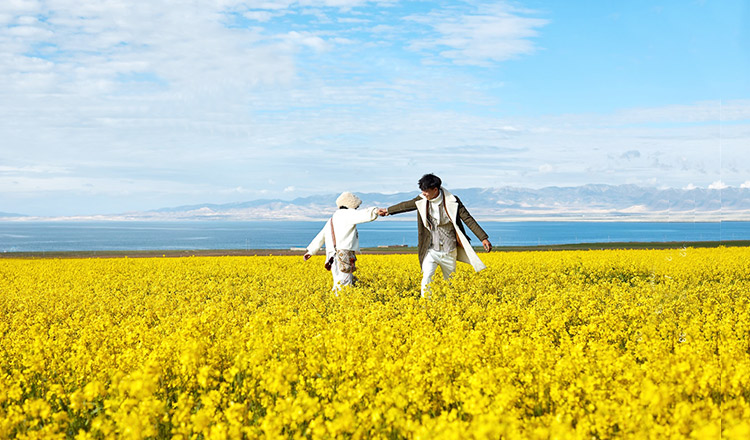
top-left (377, 206), bottom-right (490, 251)
top-left (482, 239), bottom-right (492, 252)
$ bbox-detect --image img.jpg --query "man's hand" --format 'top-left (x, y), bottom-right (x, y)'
top-left (304, 253), bottom-right (312, 261)
top-left (378, 208), bottom-right (389, 216)
top-left (482, 239), bottom-right (492, 252)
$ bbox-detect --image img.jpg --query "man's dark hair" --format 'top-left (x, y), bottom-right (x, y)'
top-left (418, 174), bottom-right (442, 191)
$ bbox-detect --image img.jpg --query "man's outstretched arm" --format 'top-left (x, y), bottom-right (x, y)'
top-left (379, 196), bottom-right (420, 216)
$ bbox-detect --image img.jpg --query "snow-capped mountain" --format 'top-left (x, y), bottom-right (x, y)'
top-left (3, 184), bottom-right (748, 221)
top-left (124, 184), bottom-right (750, 221)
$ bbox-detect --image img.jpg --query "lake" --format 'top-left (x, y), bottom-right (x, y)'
top-left (1, 220), bottom-right (749, 253)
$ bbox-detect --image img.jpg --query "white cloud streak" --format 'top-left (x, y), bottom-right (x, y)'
top-left (407, 3), bottom-right (548, 65)
top-left (0, 1), bottom-right (299, 98)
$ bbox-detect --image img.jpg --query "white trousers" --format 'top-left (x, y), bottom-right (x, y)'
top-left (331, 254), bottom-right (355, 294)
top-left (421, 248), bottom-right (457, 297)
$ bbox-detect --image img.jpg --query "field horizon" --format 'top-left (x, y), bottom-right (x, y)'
top-left (2, 240), bottom-right (749, 260)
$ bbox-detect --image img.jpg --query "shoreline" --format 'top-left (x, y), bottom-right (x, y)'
top-left (2, 240), bottom-right (749, 259)
top-left (3, 217), bottom-right (750, 223)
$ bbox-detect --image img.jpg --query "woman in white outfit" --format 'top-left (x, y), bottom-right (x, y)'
top-left (304, 192), bottom-right (379, 292)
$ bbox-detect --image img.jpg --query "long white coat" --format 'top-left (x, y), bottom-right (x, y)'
top-left (306, 207), bottom-right (379, 257)
top-left (415, 189), bottom-right (487, 272)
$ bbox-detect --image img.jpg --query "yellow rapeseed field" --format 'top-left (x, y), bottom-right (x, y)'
top-left (1, 248), bottom-right (748, 439)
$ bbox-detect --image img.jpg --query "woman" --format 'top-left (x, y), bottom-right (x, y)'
top-left (304, 192), bottom-right (379, 293)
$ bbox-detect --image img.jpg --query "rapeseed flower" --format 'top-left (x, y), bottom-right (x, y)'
top-left (0, 248), bottom-right (747, 438)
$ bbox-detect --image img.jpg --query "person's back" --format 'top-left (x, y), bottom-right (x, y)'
top-left (328, 207), bottom-right (378, 252)
top-left (304, 192), bottom-right (379, 292)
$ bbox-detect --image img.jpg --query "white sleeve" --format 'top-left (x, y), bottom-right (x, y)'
top-left (350, 207), bottom-right (379, 225)
top-left (306, 223), bottom-right (327, 255)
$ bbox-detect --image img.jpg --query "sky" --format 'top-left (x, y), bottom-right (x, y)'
top-left (1, 0), bottom-right (749, 216)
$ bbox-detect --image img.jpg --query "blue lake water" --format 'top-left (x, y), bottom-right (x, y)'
top-left (1, 220), bottom-right (749, 252)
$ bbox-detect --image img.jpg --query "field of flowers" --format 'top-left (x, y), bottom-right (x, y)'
top-left (1, 247), bottom-right (748, 439)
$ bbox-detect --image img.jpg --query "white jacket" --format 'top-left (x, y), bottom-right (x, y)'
top-left (306, 207), bottom-right (379, 256)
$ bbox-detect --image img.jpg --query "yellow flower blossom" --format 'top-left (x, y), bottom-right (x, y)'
top-left (0, 248), bottom-right (747, 438)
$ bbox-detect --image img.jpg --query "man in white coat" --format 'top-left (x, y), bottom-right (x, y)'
top-left (304, 192), bottom-right (379, 293)
top-left (378, 174), bottom-right (492, 297)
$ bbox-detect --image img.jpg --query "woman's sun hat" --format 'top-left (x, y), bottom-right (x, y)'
top-left (336, 192), bottom-right (362, 209)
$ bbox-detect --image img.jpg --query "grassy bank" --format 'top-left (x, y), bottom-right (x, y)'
top-left (2, 240), bottom-right (749, 259)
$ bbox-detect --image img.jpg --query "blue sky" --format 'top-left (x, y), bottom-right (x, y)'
top-left (1, 0), bottom-right (748, 216)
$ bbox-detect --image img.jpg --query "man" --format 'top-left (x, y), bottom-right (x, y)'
top-left (378, 174), bottom-right (492, 296)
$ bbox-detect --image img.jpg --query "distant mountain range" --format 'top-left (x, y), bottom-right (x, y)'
top-left (0, 212), bottom-right (26, 218)
top-left (5, 184), bottom-right (746, 221)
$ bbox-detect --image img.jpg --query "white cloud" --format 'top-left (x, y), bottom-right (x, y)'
top-left (407, 3), bottom-right (548, 66)
top-left (369, 24), bottom-right (396, 34)
top-left (0, 174), bottom-right (206, 195)
top-left (286, 31), bottom-right (330, 51)
top-left (741, 181), bottom-right (750, 189)
top-left (620, 150), bottom-right (640, 160)
top-left (0, 165), bottom-right (70, 175)
top-left (683, 183), bottom-right (697, 190)
top-left (612, 100), bottom-right (750, 125)
top-left (338, 17), bottom-right (371, 24)
top-left (538, 164), bottom-right (554, 173)
top-left (708, 180), bottom-right (728, 190)
top-left (0, 0), bottom-right (41, 14)
top-left (243, 10), bottom-right (276, 22)
top-left (0, 0), bottom-right (301, 100)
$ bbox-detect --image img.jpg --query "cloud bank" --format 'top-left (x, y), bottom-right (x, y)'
top-left (1, 1), bottom-right (748, 216)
